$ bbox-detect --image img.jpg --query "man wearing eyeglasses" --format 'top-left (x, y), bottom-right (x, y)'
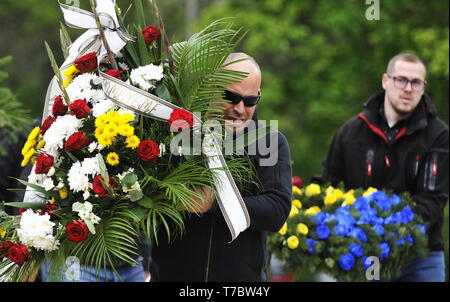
top-left (150, 53), bottom-right (293, 281)
top-left (318, 53), bottom-right (448, 282)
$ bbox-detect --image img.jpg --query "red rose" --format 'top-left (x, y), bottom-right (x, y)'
top-left (18, 208), bottom-right (30, 215)
top-left (64, 131), bottom-right (91, 153)
top-left (65, 221), bottom-right (89, 243)
top-left (35, 152), bottom-right (54, 174)
top-left (167, 109), bottom-right (194, 132)
top-left (52, 95), bottom-right (68, 117)
top-left (7, 243), bottom-right (29, 264)
top-left (41, 204), bottom-right (59, 220)
top-left (292, 176), bottom-right (303, 189)
top-left (105, 69), bottom-right (123, 80)
top-left (41, 115), bottom-right (56, 135)
top-left (69, 99), bottom-right (91, 119)
top-left (137, 140), bottom-right (160, 162)
top-left (74, 52), bottom-right (98, 73)
top-left (142, 25), bottom-right (161, 45)
top-left (0, 241), bottom-right (15, 257)
top-left (92, 175), bottom-right (117, 198)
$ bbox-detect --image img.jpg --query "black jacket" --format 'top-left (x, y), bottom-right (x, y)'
top-left (150, 113), bottom-right (293, 281)
top-left (319, 91), bottom-right (449, 251)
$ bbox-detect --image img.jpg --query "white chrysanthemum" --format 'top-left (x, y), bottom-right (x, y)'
top-left (92, 99), bottom-right (117, 117)
top-left (66, 73), bottom-right (102, 103)
top-left (88, 142), bottom-right (98, 153)
top-left (17, 210), bottom-right (59, 251)
top-left (130, 64), bottom-right (164, 91)
top-left (80, 157), bottom-right (100, 176)
top-left (43, 115), bottom-right (83, 159)
top-left (67, 162), bottom-right (90, 192)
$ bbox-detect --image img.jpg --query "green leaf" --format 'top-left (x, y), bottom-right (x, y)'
top-left (155, 83), bottom-right (172, 101)
top-left (3, 202), bottom-right (44, 209)
top-left (129, 189), bottom-right (144, 202)
top-left (59, 21), bottom-right (72, 59)
top-left (137, 196), bottom-right (154, 209)
top-left (9, 177), bottom-right (56, 198)
top-left (96, 153), bottom-right (109, 180)
top-left (121, 173), bottom-right (138, 187)
top-left (136, 25), bottom-right (152, 66)
top-left (133, 0), bottom-right (146, 29)
top-left (129, 206), bottom-right (146, 222)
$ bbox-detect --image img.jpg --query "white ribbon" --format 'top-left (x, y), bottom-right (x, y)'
top-left (42, 0), bottom-right (134, 121)
top-left (101, 72), bottom-right (251, 241)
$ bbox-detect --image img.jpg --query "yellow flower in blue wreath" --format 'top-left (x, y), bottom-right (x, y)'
top-left (304, 206), bottom-right (321, 217)
top-left (106, 152), bottom-right (120, 166)
top-left (342, 191), bottom-right (356, 206)
top-left (278, 222), bottom-right (288, 235)
top-left (296, 223), bottom-right (309, 236)
top-left (125, 135), bottom-right (140, 149)
top-left (289, 204), bottom-right (299, 218)
top-left (305, 183), bottom-right (321, 197)
top-left (324, 193), bottom-right (337, 206)
top-left (0, 226), bottom-right (6, 239)
top-left (363, 187), bottom-right (378, 197)
top-left (293, 185), bottom-right (302, 196)
top-left (292, 199), bottom-right (302, 209)
top-left (287, 235), bottom-right (299, 249)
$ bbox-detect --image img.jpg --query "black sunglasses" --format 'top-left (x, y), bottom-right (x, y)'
top-left (223, 89), bottom-right (261, 107)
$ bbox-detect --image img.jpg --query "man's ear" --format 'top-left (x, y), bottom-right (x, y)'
top-left (381, 73), bottom-right (388, 90)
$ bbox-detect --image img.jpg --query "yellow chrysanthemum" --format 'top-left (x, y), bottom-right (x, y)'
top-left (119, 113), bottom-right (135, 124)
top-left (296, 223), bottom-right (309, 236)
top-left (49, 197), bottom-right (56, 205)
top-left (125, 135), bottom-right (140, 149)
top-left (28, 126), bottom-right (41, 141)
top-left (95, 126), bottom-right (105, 139)
top-left (106, 152), bottom-right (120, 166)
top-left (106, 110), bottom-right (120, 121)
top-left (287, 235), bottom-right (299, 249)
top-left (104, 124), bottom-right (118, 138)
top-left (363, 187), bottom-right (378, 197)
top-left (292, 185), bottom-right (302, 196)
top-left (97, 134), bottom-right (114, 147)
top-left (21, 148), bottom-right (35, 167)
top-left (0, 227), bottom-right (6, 239)
top-left (118, 124), bottom-right (134, 137)
top-left (278, 222), bottom-right (288, 235)
top-left (109, 116), bottom-right (122, 128)
top-left (95, 115), bottom-right (109, 128)
top-left (304, 206), bottom-right (321, 217)
top-left (59, 188), bottom-right (68, 200)
top-left (324, 193), bottom-right (337, 206)
top-left (289, 204), bottom-right (299, 218)
top-left (292, 199), bottom-right (302, 209)
top-left (305, 183), bottom-right (321, 197)
top-left (63, 77), bottom-right (73, 88)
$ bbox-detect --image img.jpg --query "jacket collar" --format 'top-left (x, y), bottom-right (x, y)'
top-left (360, 91), bottom-right (437, 137)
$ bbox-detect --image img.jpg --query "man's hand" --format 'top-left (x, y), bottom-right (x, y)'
top-left (181, 186), bottom-right (216, 213)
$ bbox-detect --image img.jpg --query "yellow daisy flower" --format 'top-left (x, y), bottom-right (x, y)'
top-left (106, 110), bottom-right (120, 121)
top-left (119, 113), bottom-right (135, 124)
top-left (97, 134), bottom-right (114, 147)
top-left (106, 152), bottom-right (120, 166)
top-left (125, 135), bottom-right (140, 149)
top-left (287, 235), bottom-right (299, 249)
top-left (95, 115), bottom-right (109, 128)
top-left (104, 124), bottom-right (118, 137)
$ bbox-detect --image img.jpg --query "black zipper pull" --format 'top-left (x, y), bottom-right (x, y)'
top-left (414, 155), bottom-right (420, 177)
top-left (384, 155), bottom-right (391, 168)
top-left (366, 149), bottom-right (374, 176)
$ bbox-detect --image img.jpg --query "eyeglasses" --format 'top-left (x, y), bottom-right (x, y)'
top-left (223, 89), bottom-right (261, 107)
top-left (387, 74), bottom-right (426, 91)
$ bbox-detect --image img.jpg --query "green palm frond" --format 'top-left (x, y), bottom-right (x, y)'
top-left (170, 19), bottom-right (248, 113)
top-left (54, 201), bottom-right (140, 280)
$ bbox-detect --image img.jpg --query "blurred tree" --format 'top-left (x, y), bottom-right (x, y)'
top-left (197, 0), bottom-right (449, 181)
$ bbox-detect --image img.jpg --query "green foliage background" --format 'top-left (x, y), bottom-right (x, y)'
top-left (0, 0), bottom-right (448, 280)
